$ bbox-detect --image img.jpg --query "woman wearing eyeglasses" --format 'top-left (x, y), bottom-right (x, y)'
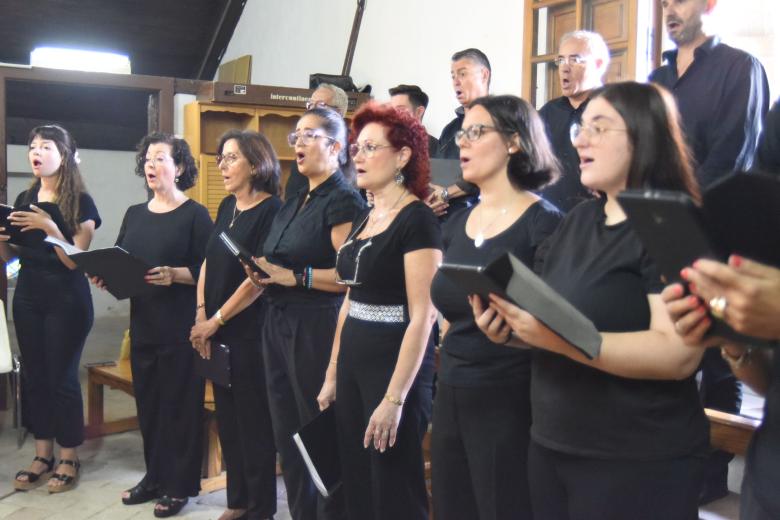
top-left (188, 130), bottom-right (282, 520)
top-left (246, 106), bottom-right (365, 520)
top-left (96, 133), bottom-right (212, 516)
top-left (428, 95), bottom-right (562, 520)
top-left (314, 102), bottom-right (441, 520)
top-left (472, 82), bottom-right (708, 520)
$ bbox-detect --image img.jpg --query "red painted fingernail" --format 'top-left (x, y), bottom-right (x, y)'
top-left (692, 260), bottom-right (701, 270)
top-left (729, 255), bottom-right (743, 267)
top-left (674, 284), bottom-right (684, 297)
top-left (680, 268), bottom-right (690, 280)
top-left (688, 296), bottom-right (699, 306)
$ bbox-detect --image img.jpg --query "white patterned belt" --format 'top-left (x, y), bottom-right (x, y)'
top-left (348, 301), bottom-right (405, 323)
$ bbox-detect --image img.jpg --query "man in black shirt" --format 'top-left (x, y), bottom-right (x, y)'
top-left (284, 83), bottom-right (349, 199)
top-left (388, 84), bottom-right (439, 156)
top-left (538, 30), bottom-right (609, 213)
top-left (649, 0), bottom-right (769, 188)
top-left (650, 0), bottom-right (769, 505)
top-left (755, 98), bottom-right (780, 174)
top-left (429, 48), bottom-right (490, 216)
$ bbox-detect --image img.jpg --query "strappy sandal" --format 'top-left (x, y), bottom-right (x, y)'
top-left (14, 456), bottom-right (55, 491)
top-left (154, 496), bottom-right (188, 518)
top-left (47, 459), bottom-right (80, 493)
top-left (122, 482), bottom-right (159, 505)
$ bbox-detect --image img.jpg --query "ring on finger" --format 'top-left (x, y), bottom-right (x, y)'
top-left (708, 296), bottom-right (728, 320)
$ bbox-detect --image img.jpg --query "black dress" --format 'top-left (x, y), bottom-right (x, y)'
top-left (116, 199), bottom-right (212, 497)
top-left (13, 187), bottom-right (101, 448)
top-left (429, 200), bottom-right (561, 520)
top-left (261, 170), bottom-right (365, 520)
top-left (528, 198), bottom-right (709, 520)
top-left (204, 194), bottom-right (282, 519)
top-left (335, 201), bottom-right (441, 520)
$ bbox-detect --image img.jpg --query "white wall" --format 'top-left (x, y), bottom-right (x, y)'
top-left (6, 145), bottom-right (147, 318)
top-left (220, 0), bottom-right (525, 137)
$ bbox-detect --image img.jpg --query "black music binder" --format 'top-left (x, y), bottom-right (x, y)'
top-left (439, 252), bottom-right (602, 359)
top-left (193, 343), bottom-right (231, 387)
top-left (293, 406), bottom-right (341, 498)
top-left (45, 237), bottom-right (153, 300)
top-left (218, 231), bottom-right (267, 276)
top-left (0, 202), bottom-right (68, 248)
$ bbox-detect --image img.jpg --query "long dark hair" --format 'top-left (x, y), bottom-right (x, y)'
top-left (591, 82), bottom-right (700, 201)
top-left (134, 132), bottom-right (199, 190)
top-left (469, 95), bottom-right (560, 191)
top-left (26, 125), bottom-right (87, 236)
top-left (217, 130), bottom-right (281, 196)
top-left (304, 106), bottom-right (355, 181)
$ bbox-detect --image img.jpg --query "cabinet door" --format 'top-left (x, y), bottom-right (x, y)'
top-left (200, 155), bottom-right (228, 219)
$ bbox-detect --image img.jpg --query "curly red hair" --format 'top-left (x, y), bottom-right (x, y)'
top-left (350, 101), bottom-right (430, 199)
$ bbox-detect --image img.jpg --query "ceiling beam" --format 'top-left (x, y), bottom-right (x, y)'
top-left (196, 0), bottom-right (247, 80)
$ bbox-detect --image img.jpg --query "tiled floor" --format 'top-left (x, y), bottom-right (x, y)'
top-left (0, 316), bottom-right (759, 519)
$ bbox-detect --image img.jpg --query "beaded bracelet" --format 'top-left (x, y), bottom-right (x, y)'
top-left (306, 266), bottom-right (314, 290)
top-left (384, 393), bottom-right (404, 406)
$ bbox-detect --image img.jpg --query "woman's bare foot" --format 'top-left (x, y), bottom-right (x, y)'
top-left (218, 508), bottom-right (248, 520)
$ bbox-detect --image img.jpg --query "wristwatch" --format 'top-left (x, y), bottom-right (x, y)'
top-left (440, 187), bottom-right (450, 203)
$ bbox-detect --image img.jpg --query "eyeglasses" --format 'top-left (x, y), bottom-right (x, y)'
top-left (305, 99), bottom-right (338, 111)
top-left (570, 122), bottom-right (628, 144)
top-left (144, 155), bottom-right (173, 166)
top-left (554, 55), bottom-right (588, 67)
top-left (287, 130), bottom-right (336, 147)
top-left (349, 142), bottom-right (394, 158)
top-left (455, 124), bottom-right (505, 145)
top-left (216, 152), bottom-right (241, 166)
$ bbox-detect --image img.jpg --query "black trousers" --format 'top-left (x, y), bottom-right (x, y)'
top-left (213, 336), bottom-right (277, 519)
top-left (335, 319), bottom-right (433, 520)
top-left (14, 269), bottom-right (93, 448)
top-left (528, 440), bottom-right (705, 520)
top-left (262, 300), bottom-right (345, 520)
top-left (131, 341), bottom-right (204, 497)
top-left (741, 470), bottom-right (776, 520)
top-left (431, 381), bottom-right (532, 520)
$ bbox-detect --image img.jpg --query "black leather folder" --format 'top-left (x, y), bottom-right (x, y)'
top-left (0, 202), bottom-right (69, 248)
top-left (438, 253), bottom-right (602, 359)
top-left (45, 236), bottom-right (153, 300)
top-left (618, 172), bottom-right (780, 348)
top-left (193, 343), bottom-right (231, 387)
top-left (219, 231), bottom-right (267, 276)
top-left (293, 406), bottom-right (341, 498)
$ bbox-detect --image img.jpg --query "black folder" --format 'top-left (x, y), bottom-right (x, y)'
top-left (0, 202), bottom-right (68, 248)
top-left (45, 236), bottom-right (153, 300)
top-left (193, 343), bottom-right (231, 387)
top-left (218, 231), bottom-right (267, 276)
top-left (618, 172), bottom-right (780, 348)
top-left (292, 406), bottom-right (341, 498)
top-left (439, 253), bottom-right (602, 359)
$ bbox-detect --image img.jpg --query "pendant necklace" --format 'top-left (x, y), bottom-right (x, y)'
top-left (229, 205), bottom-right (242, 228)
top-left (473, 205), bottom-right (507, 248)
top-left (362, 189), bottom-right (409, 238)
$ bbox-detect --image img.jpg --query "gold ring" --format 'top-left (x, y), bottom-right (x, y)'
top-left (709, 296), bottom-right (728, 320)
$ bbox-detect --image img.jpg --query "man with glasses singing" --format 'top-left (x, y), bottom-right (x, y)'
top-left (285, 83), bottom-right (349, 198)
top-left (538, 30), bottom-right (608, 213)
top-left (429, 48), bottom-right (491, 217)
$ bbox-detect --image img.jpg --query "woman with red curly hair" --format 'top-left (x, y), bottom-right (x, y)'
top-left (317, 101), bottom-right (442, 519)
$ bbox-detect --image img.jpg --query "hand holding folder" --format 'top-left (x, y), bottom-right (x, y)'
top-left (0, 202), bottom-right (69, 248)
top-left (45, 236), bottom-right (153, 300)
top-left (439, 252), bottom-right (602, 359)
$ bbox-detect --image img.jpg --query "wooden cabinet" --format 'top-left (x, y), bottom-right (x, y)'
top-left (183, 101), bottom-right (302, 218)
top-left (522, 0), bottom-right (662, 108)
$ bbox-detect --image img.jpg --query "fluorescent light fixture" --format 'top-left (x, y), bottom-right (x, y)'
top-left (30, 47), bottom-right (131, 74)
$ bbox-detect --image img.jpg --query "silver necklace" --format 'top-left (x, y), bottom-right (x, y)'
top-left (474, 205), bottom-right (508, 248)
top-left (361, 189), bottom-right (408, 237)
top-left (229, 205), bottom-right (242, 228)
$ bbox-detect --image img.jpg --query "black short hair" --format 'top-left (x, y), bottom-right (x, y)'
top-left (452, 48), bottom-right (492, 83)
top-left (388, 84), bottom-right (429, 110)
top-left (469, 95), bottom-right (560, 191)
top-left (216, 130), bottom-right (281, 196)
top-left (135, 132), bottom-right (198, 190)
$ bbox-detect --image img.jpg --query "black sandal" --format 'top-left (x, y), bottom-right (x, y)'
top-left (122, 482), bottom-right (159, 505)
top-left (14, 456), bottom-right (55, 491)
top-left (154, 496), bottom-right (189, 518)
top-left (47, 459), bottom-right (80, 493)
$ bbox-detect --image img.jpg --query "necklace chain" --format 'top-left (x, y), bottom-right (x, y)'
top-left (474, 204), bottom-right (508, 248)
top-left (362, 189), bottom-right (408, 237)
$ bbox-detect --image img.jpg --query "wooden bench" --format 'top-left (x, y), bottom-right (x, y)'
top-left (85, 359), bottom-right (226, 493)
top-left (705, 407), bottom-right (761, 456)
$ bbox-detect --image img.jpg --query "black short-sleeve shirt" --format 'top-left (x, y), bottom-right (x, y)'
top-left (530, 199), bottom-right (709, 459)
top-left (430, 200), bottom-right (562, 387)
top-left (336, 201), bottom-right (442, 306)
top-left (116, 199), bottom-right (213, 344)
top-left (14, 187), bottom-right (102, 273)
top-left (205, 195), bottom-right (282, 341)
top-left (263, 170), bottom-right (365, 304)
